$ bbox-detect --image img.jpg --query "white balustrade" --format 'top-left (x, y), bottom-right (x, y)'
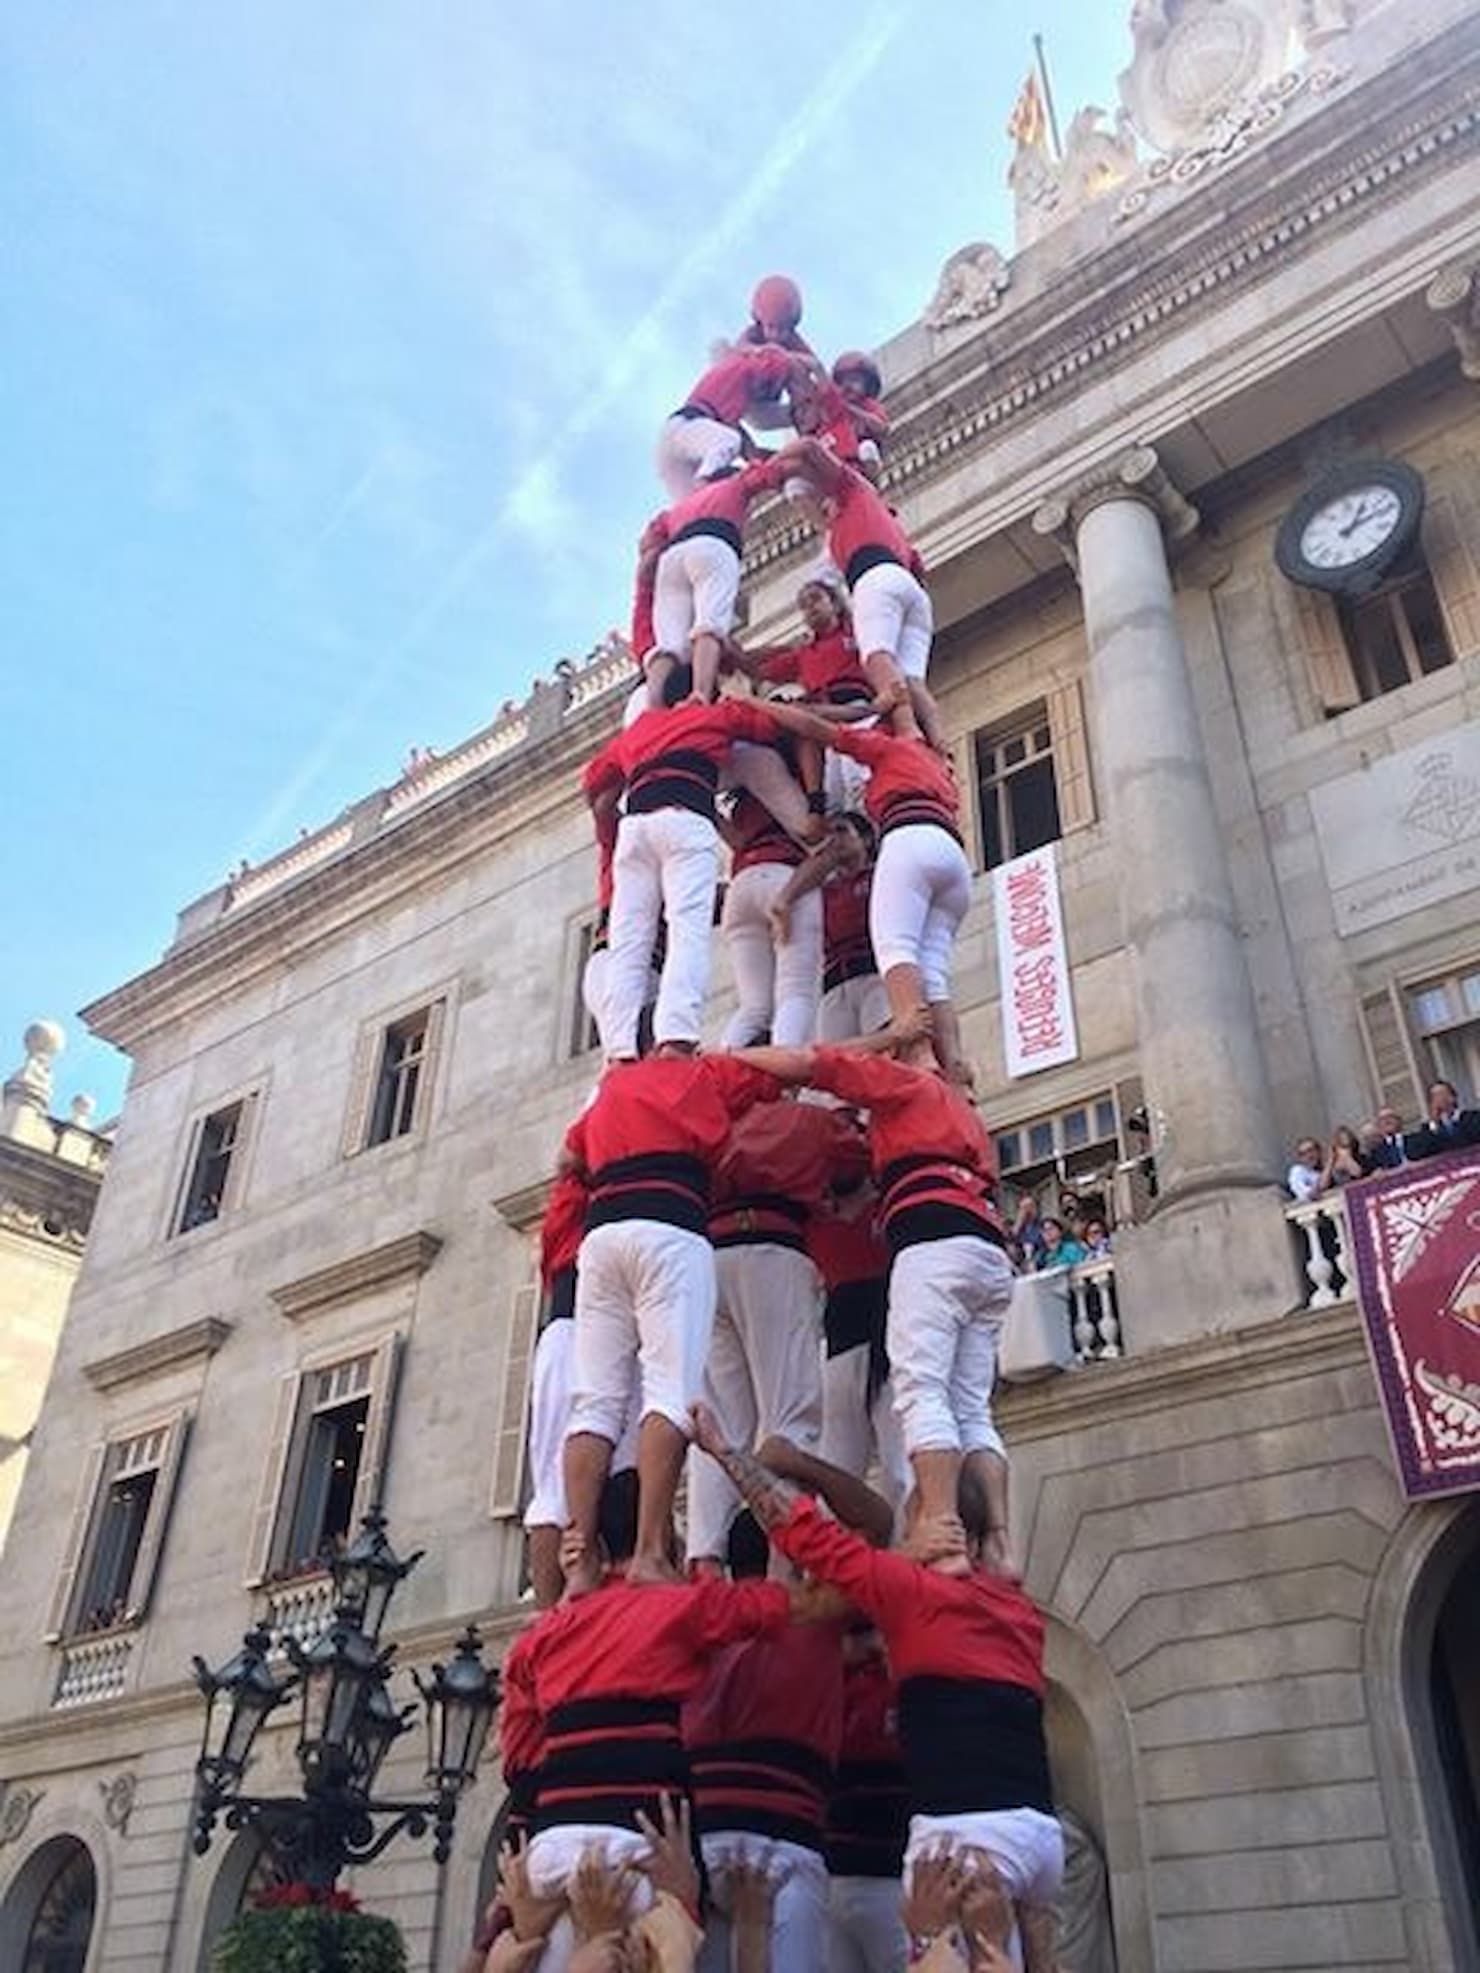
top-left (1285, 1194), bottom-right (1355, 1309)
top-left (1069, 1255), bottom-right (1122, 1361)
top-left (263, 1571), bottom-right (338, 1654)
top-left (53, 1628), bottom-right (134, 1708)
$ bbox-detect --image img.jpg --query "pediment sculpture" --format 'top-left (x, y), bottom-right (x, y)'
top-left (925, 241), bottom-right (1012, 329)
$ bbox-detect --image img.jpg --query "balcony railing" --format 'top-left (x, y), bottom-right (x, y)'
top-left (1002, 1255), bottom-right (1121, 1382)
top-left (261, 1570), bottom-right (338, 1654)
top-left (53, 1628), bottom-right (134, 1709)
top-left (1285, 1193), bottom-right (1355, 1309)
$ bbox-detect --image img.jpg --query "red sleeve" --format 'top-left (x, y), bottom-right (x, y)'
top-left (563, 1111), bottom-right (590, 1172)
top-left (770, 1497), bottom-right (922, 1628)
top-left (757, 646), bottom-right (802, 686)
top-left (499, 1633), bottom-right (543, 1776)
top-left (755, 345), bottom-right (796, 392)
top-left (703, 1057), bottom-right (785, 1118)
top-left (805, 1048), bottom-right (909, 1109)
top-left (684, 1576), bottom-right (790, 1653)
top-left (821, 724), bottom-right (890, 766)
top-left (583, 733), bottom-right (627, 801)
top-left (723, 700), bottom-right (782, 746)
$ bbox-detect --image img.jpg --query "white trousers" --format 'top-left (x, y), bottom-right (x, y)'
top-left (721, 862), bottom-right (823, 1048)
top-left (699, 1833), bottom-right (830, 1973)
top-left (652, 534), bottom-right (741, 650)
top-left (817, 973), bottom-right (890, 1042)
top-left (524, 1318), bottom-right (640, 1530)
top-left (687, 1244), bottom-right (824, 1561)
top-left (870, 824), bottom-right (971, 1000)
top-left (657, 412), bottom-right (742, 499)
top-left (821, 1352), bottom-right (912, 1509)
top-left (826, 1876), bottom-right (908, 1973)
top-left (528, 1826), bottom-right (656, 1973)
top-left (906, 1810), bottom-right (1063, 1970)
top-left (887, 1238), bottom-right (1014, 1458)
top-left (606, 808), bottom-right (720, 1055)
top-left (850, 563), bottom-right (933, 678)
top-left (570, 1221), bottom-right (716, 1439)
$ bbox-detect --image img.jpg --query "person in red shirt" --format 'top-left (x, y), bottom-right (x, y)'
top-left (656, 341), bottom-right (811, 499)
top-left (734, 577), bottom-right (874, 818)
top-left (737, 273), bottom-right (818, 358)
top-left (560, 1050), bottom-right (782, 1589)
top-left (524, 1171), bottom-right (641, 1608)
top-left (771, 436), bottom-right (941, 750)
top-left (797, 350), bottom-right (889, 481)
top-left (768, 814), bottom-right (888, 1044)
top-left (727, 1040), bottom-right (1016, 1571)
top-left (582, 682), bottom-right (787, 1059)
top-left (650, 457), bottom-right (786, 702)
top-left (825, 1622), bottom-right (911, 1973)
top-left (623, 513), bottom-right (669, 704)
top-left (686, 1099), bottom-right (869, 1568)
top-left (763, 706), bottom-right (973, 1081)
top-left (691, 1415), bottom-right (1063, 1963)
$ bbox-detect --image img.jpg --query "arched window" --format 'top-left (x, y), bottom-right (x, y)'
top-left (194, 1831), bottom-right (287, 1971)
top-left (20, 1839), bottom-right (96, 1973)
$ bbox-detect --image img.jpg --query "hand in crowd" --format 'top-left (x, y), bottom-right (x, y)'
top-left (901, 1508), bottom-right (969, 1571)
top-left (957, 1848), bottom-right (1013, 1952)
top-left (689, 1399), bottom-right (729, 1461)
top-left (483, 1930), bottom-right (548, 1973)
top-left (569, 1849), bottom-right (640, 1942)
top-left (726, 1850), bottom-right (789, 1973)
top-left (497, 1834), bottom-right (564, 1945)
top-left (633, 1792), bottom-right (700, 1915)
top-left (902, 1846), bottom-right (969, 1939)
top-left (765, 896), bottom-right (792, 945)
top-left (567, 1937), bottom-right (633, 1973)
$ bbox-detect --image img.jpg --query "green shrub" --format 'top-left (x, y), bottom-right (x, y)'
top-left (212, 1898), bottom-right (407, 1973)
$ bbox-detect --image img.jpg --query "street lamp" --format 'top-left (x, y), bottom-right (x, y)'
top-left (190, 1510), bottom-right (497, 1892)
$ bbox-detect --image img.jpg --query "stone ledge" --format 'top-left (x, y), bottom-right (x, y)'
top-left (491, 1178), bottom-right (554, 1233)
top-left (83, 1317), bottom-right (232, 1393)
top-left (269, 1230), bottom-right (443, 1322)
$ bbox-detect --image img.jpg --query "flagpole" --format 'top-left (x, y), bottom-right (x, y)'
top-left (1032, 32), bottom-right (1064, 161)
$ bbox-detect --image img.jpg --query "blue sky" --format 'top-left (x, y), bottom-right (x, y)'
top-left (1, 2), bottom-right (1127, 1117)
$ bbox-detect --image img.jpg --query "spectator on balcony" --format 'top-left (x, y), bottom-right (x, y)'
top-left (1286, 1137), bottom-right (1324, 1203)
top-left (1407, 1079), bottom-right (1480, 1161)
top-left (1057, 1191), bottom-right (1088, 1243)
top-left (1033, 1217), bottom-right (1087, 1271)
top-left (1319, 1126), bottom-right (1365, 1192)
top-left (1082, 1217), bottom-right (1112, 1259)
top-left (1011, 1194), bottom-right (1047, 1269)
top-left (1360, 1106), bottom-right (1411, 1173)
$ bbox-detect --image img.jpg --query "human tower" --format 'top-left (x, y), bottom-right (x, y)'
top-left (488, 278), bottom-right (1064, 1973)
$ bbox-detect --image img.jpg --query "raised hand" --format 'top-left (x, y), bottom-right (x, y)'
top-left (496, 1834), bottom-right (564, 1944)
top-left (689, 1400), bottom-right (731, 1460)
top-left (634, 1793), bottom-right (700, 1915)
top-left (568, 1849), bottom-right (639, 1943)
top-left (901, 1845), bottom-right (967, 1940)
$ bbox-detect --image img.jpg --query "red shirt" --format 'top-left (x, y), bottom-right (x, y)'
top-left (772, 1497), bottom-right (1044, 1696)
top-left (663, 458), bottom-right (783, 540)
top-left (822, 865), bottom-right (875, 987)
top-left (728, 789), bottom-right (804, 876)
top-left (815, 385), bottom-right (888, 466)
top-left (807, 1204), bottom-right (889, 1290)
top-left (827, 470), bottom-right (916, 584)
top-left (685, 345), bottom-right (795, 424)
top-left (714, 1099), bottom-right (870, 1212)
top-left (539, 1170), bottom-right (588, 1289)
top-left (760, 628), bottom-right (871, 704)
top-left (583, 699), bottom-right (781, 805)
top-left (566, 1055), bottom-right (783, 1177)
top-left (826, 726), bottom-right (959, 837)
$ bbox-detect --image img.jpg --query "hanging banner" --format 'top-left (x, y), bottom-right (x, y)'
top-left (1345, 1149), bottom-right (1480, 1499)
top-left (992, 842), bottom-right (1079, 1079)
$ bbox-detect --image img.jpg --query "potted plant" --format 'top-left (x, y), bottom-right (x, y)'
top-left (213, 1883), bottom-right (407, 1973)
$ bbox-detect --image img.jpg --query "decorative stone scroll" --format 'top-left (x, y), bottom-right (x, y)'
top-left (924, 242), bottom-right (1011, 329)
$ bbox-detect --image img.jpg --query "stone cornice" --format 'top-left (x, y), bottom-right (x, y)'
top-left (1031, 444), bottom-right (1200, 572)
top-left (744, 30), bottom-right (1480, 581)
top-left (998, 1301), bottom-right (1368, 1444)
top-left (83, 1316), bottom-right (232, 1394)
top-left (491, 1178), bottom-right (554, 1234)
top-left (269, 1230), bottom-right (443, 1322)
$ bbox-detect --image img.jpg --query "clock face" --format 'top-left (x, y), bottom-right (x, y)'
top-left (1297, 483), bottom-right (1405, 570)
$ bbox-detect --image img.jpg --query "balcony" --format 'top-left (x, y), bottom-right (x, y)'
top-left (261, 1570), bottom-right (338, 1654)
top-left (1286, 1193), bottom-right (1355, 1309)
top-left (1002, 1256), bottom-right (1122, 1383)
top-left (53, 1627), bottom-right (134, 1709)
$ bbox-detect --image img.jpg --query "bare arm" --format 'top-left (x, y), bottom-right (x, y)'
top-left (774, 434), bottom-right (848, 497)
top-left (760, 1435), bottom-right (893, 1547)
top-left (691, 1402), bottom-right (807, 1533)
top-left (763, 698), bottom-right (847, 750)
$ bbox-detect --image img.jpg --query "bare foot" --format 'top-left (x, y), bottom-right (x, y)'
top-left (980, 1528), bottom-right (1021, 1582)
top-left (625, 1551), bottom-right (683, 1587)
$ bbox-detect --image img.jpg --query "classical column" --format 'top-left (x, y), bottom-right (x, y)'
top-left (1034, 448), bottom-right (1294, 1338)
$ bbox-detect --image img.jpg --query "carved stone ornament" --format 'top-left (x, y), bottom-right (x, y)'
top-left (0, 1781), bottom-right (45, 1847)
top-left (1427, 263), bottom-right (1480, 381)
top-left (924, 242), bottom-right (1011, 329)
top-left (1033, 444), bottom-right (1201, 574)
top-left (99, 1770), bottom-right (138, 1835)
top-left (1119, 0), bottom-right (1303, 155)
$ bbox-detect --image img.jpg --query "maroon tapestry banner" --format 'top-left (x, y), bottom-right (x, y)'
top-left (1345, 1148), bottom-right (1480, 1499)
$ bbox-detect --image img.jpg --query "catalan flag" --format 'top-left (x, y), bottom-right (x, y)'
top-left (1007, 69), bottom-right (1048, 149)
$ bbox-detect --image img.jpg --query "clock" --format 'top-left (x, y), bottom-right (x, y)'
top-left (1274, 459), bottom-right (1425, 595)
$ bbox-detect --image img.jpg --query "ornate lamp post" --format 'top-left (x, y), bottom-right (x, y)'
top-left (190, 1510), bottom-right (497, 1892)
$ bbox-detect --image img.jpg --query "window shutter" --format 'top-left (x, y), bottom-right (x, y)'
top-left (1046, 678), bottom-right (1096, 832)
top-left (171, 1114), bottom-right (205, 1236)
top-left (952, 735), bottom-right (982, 869)
top-left (488, 1285), bottom-right (539, 1520)
top-left (221, 1092), bottom-right (258, 1215)
top-left (341, 1027), bottom-right (381, 1159)
top-left (1359, 986), bottom-right (1423, 1121)
top-left (125, 1412), bottom-right (191, 1622)
top-left (419, 998), bottom-right (449, 1129)
top-left (351, 1332), bottom-right (405, 1524)
top-left (1293, 585), bottom-right (1359, 716)
top-left (1423, 482), bottom-right (1480, 660)
top-left (44, 1441), bottom-right (108, 1642)
top-left (244, 1372), bottom-right (302, 1588)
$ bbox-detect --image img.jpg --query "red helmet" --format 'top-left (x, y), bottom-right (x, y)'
top-left (832, 350), bottom-right (882, 398)
top-left (750, 274), bottom-right (803, 335)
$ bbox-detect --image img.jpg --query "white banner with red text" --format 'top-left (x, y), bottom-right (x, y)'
top-left (992, 842), bottom-right (1079, 1079)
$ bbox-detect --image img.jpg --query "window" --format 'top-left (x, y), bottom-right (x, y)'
top-left (1336, 558), bottom-right (1455, 703)
top-left (178, 1102), bottom-right (243, 1232)
top-left (974, 706), bottom-right (1061, 871)
top-left (45, 1416), bottom-right (190, 1642)
top-left (245, 1337), bottom-right (403, 1587)
top-left (342, 994), bottom-right (448, 1157)
top-left (367, 1010), bottom-right (431, 1147)
top-left (996, 1091), bottom-right (1123, 1220)
top-left (1407, 964), bottom-right (1480, 1104)
top-left (569, 917), bottom-right (602, 1059)
top-left (19, 1839), bottom-right (96, 1973)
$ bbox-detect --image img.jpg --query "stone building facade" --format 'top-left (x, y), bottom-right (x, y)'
top-left (2, 0), bottom-right (1480, 1967)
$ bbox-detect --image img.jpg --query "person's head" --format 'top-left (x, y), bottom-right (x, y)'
top-left (798, 577), bottom-right (846, 637)
top-left (725, 1510), bottom-right (770, 1581)
top-left (1085, 1216), bottom-right (1108, 1248)
top-left (750, 273), bottom-right (803, 342)
top-left (1013, 1193), bottom-right (1040, 1227)
top-left (831, 350), bottom-right (883, 402)
top-left (1058, 1189), bottom-right (1082, 1222)
top-left (1295, 1136), bottom-right (1322, 1169)
top-left (841, 1617), bottom-right (884, 1667)
top-left (1376, 1105), bottom-right (1404, 1137)
top-left (1333, 1124), bottom-right (1360, 1154)
top-left (828, 811), bottom-right (875, 875)
top-left (1428, 1079), bottom-right (1459, 1123)
top-left (659, 660), bottom-right (694, 707)
top-left (1040, 1216), bottom-right (1064, 1250)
